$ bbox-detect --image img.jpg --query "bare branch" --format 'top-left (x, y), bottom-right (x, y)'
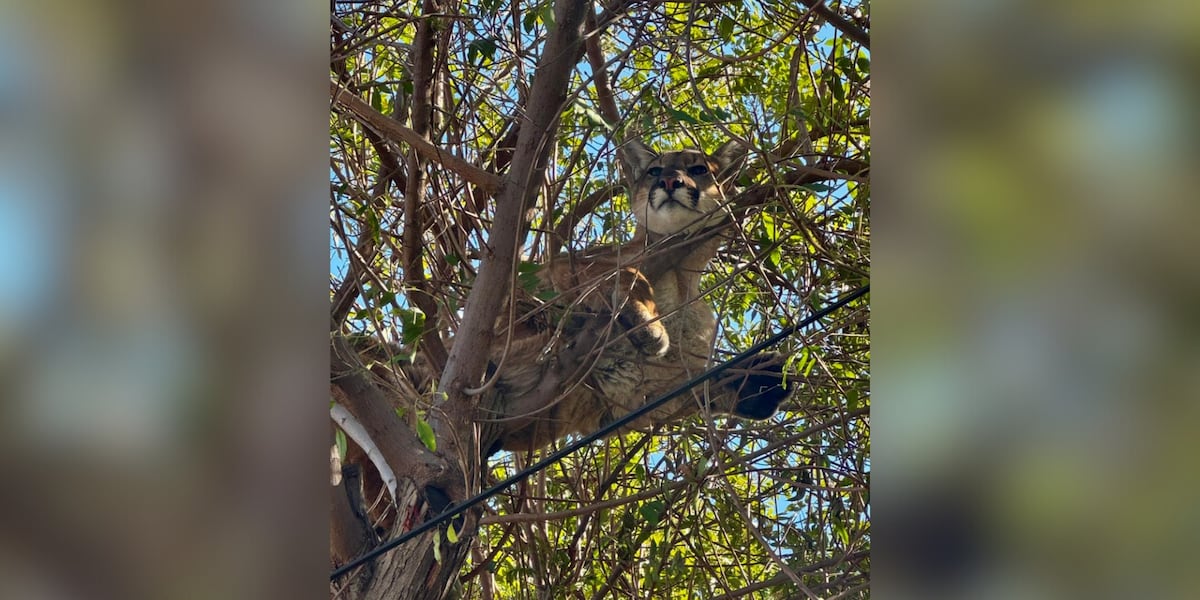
top-left (481, 479), bottom-right (689, 525)
top-left (550, 184), bottom-right (619, 255)
top-left (331, 404), bottom-right (398, 501)
top-left (401, 0), bottom-right (450, 372)
top-left (330, 80), bottom-right (504, 195)
top-left (709, 551), bottom-right (870, 600)
top-left (799, 0), bottom-right (870, 49)
top-left (583, 11), bottom-right (621, 126)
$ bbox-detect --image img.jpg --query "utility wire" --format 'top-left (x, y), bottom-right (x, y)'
top-left (331, 283), bottom-right (868, 581)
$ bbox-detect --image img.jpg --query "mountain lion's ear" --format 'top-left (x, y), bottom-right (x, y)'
top-left (620, 140), bottom-right (657, 179)
top-left (711, 140), bottom-right (748, 182)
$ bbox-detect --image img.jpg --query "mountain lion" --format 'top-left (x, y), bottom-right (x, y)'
top-left (472, 139), bottom-right (790, 453)
top-left (337, 141), bottom-right (792, 457)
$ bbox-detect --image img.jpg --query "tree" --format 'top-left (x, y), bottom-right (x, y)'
top-left (330, 0), bottom-right (869, 598)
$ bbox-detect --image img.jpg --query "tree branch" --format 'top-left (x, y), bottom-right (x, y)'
top-left (437, 0), bottom-right (592, 400)
top-left (731, 157), bottom-right (869, 214)
top-left (584, 11), bottom-right (621, 126)
top-left (710, 550), bottom-right (870, 600)
top-left (481, 479), bottom-right (688, 525)
top-left (401, 0), bottom-right (450, 373)
top-left (799, 0), bottom-right (870, 49)
top-left (330, 336), bottom-right (452, 491)
top-left (330, 80), bottom-right (504, 195)
top-left (549, 183), bottom-right (619, 255)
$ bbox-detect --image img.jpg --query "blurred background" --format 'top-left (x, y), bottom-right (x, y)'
top-left (875, 0), bottom-right (1200, 598)
top-left (0, 0), bottom-right (1196, 598)
top-left (0, 0), bottom-right (328, 597)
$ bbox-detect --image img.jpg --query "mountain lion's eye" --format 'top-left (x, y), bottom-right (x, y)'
top-left (647, 167), bottom-right (663, 177)
top-left (687, 165), bottom-right (709, 176)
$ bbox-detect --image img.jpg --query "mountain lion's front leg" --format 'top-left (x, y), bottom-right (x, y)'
top-left (610, 267), bottom-right (669, 357)
top-left (549, 262), bottom-right (670, 358)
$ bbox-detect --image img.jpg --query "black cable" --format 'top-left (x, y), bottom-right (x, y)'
top-left (331, 283), bottom-right (868, 580)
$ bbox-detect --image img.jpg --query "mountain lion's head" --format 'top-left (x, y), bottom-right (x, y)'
top-left (622, 140), bottom-right (747, 236)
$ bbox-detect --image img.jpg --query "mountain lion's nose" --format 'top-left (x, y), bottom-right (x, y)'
top-left (659, 173), bottom-right (685, 190)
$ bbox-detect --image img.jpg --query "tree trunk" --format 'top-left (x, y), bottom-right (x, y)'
top-left (330, 387), bottom-right (505, 599)
top-left (353, 499), bottom-right (472, 600)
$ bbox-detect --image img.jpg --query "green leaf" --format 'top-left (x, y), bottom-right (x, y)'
top-left (830, 75), bottom-right (846, 101)
top-left (666, 108), bottom-right (699, 125)
top-left (638, 500), bottom-right (666, 525)
top-left (718, 16), bottom-right (735, 40)
top-left (699, 108), bottom-right (731, 123)
top-left (760, 212), bottom-right (782, 268)
top-left (517, 261), bottom-right (542, 293)
top-left (417, 418), bottom-right (437, 452)
top-left (335, 428), bottom-right (348, 462)
top-left (523, 5), bottom-right (547, 33)
top-left (833, 522), bottom-right (850, 546)
top-left (446, 522), bottom-right (459, 543)
top-left (761, 211), bottom-right (779, 241)
top-left (397, 307), bottom-right (426, 345)
top-left (468, 37), bottom-right (497, 65)
top-left (768, 246), bottom-right (781, 269)
top-left (582, 107), bottom-right (610, 130)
